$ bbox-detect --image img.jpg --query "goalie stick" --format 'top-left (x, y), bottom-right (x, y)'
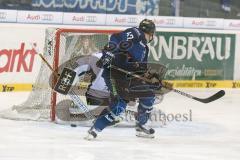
top-left (38, 53), bottom-right (95, 119)
top-left (110, 65), bottom-right (225, 104)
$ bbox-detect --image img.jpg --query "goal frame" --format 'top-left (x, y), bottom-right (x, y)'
top-left (51, 28), bottom-right (119, 121)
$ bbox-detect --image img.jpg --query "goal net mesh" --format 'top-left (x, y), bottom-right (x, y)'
top-left (0, 28), bottom-right (110, 122)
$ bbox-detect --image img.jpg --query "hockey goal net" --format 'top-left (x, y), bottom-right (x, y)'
top-left (0, 28), bottom-right (118, 122)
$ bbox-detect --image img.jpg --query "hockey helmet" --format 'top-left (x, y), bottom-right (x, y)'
top-left (139, 19), bottom-right (156, 35)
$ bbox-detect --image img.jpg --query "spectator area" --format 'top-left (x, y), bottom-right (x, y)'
top-left (0, 0), bottom-right (239, 19)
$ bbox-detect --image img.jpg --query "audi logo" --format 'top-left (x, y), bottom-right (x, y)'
top-left (42, 14), bottom-right (54, 21)
top-left (0, 12), bottom-right (7, 19)
top-left (166, 19), bottom-right (176, 25)
top-left (206, 20), bottom-right (217, 26)
top-left (86, 16), bottom-right (96, 22)
top-left (127, 17), bottom-right (137, 24)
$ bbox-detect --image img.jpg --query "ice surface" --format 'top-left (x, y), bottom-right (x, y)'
top-left (0, 89), bottom-right (239, 160)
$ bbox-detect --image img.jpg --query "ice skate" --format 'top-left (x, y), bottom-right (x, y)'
top-left (84, 126), bottom-right (98, 140)
top-left (135, 122), bottom-right (155, 138)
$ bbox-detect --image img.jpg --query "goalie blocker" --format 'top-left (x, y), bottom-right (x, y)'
top-left (54, 67), bottom-right (76, 95)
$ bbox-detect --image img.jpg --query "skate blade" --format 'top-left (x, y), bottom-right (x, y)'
top-left (84, 134), bottom-right (96, 141)
top-left (136, 132), bottom-right (155, 139)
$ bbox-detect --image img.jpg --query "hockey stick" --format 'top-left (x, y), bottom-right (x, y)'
top-left (38, 53), bottom-right (95, 119)
top-left (110, 65), bottom-right (225, 104)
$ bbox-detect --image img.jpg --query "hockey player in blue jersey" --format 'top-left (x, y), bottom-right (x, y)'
top-left (85, 19), bottom-right (160, 140)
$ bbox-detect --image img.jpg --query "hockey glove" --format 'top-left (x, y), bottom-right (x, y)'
top-left (161, 81), bottom-right (173, 90)
top-left (144, 69), bottom-right (162, 85)
top-left (96, 51), bottom-right (115, 69)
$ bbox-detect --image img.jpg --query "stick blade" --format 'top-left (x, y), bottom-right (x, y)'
top-left (194, 90), bottom-right (225, 103)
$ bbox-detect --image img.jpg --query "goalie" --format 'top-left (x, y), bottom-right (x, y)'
top-left (84, 19), bottom-right (166, 140)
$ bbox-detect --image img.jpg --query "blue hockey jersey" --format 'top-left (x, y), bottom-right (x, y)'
top-left (109, 27), bottom-right (149, 71)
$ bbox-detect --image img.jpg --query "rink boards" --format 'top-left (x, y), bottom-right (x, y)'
top-left (0, 80), bottom-right (240, 92)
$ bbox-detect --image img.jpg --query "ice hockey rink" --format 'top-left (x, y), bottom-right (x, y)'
top-left (0, 89), bottom-right (239, 160)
